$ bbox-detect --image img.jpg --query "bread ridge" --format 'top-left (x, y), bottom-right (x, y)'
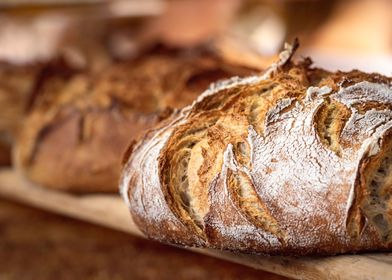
top-left (121, 44), bottom-right (392, 255)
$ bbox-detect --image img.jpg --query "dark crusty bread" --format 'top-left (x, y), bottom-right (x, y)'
top-left (14, 46), bottom-right (260, 193)
top-left (120, 43), bottom-right (392, 255)
top-left (0, 59), bottom-right (78, 166)
top-left (0, 63), bottom-right (42, 165)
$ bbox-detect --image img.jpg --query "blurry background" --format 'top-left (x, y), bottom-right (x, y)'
top-left (0, 0), bottom-right (391, 71)
top-left (0, 0), bottom-right (391, 279)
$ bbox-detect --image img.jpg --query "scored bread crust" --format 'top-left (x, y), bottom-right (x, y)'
top-left (121, 45), bottom-right (392, 255)
top-left (14, 47), bottom-right (259, 193)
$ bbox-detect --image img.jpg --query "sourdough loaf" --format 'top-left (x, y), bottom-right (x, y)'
top-left (15, 46), bottom-right (259, 192)
top-left (0, 59), bottom-right (79, 166)
top-left (120, 44), bottom-right (392, 255)
top-left (0, 63), bottom-right (42, 165)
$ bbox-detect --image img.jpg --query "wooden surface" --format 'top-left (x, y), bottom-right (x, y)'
top-left (1, 168), bottom-right (392, 280)
top-left (0, 198), bottom-right (288, 280)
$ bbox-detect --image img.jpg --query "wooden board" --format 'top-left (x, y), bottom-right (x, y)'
top-left (1, 168), bottom-right (391, 280)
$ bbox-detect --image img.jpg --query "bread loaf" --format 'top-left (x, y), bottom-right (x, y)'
top-left (15, 46), bottom-right (259, 192)
top-left (0, 63), bottom-right (42, 165)
top-left (120, 44), bottom-right (392, 255)
top-left (0, 58), bottom-right (78, 166)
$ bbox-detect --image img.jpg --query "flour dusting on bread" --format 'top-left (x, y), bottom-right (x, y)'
top-left (121, 45), bottom-right (392, 255)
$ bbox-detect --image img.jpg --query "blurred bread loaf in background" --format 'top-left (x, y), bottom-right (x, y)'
top-left (14, 43), bottom-right (264, 192)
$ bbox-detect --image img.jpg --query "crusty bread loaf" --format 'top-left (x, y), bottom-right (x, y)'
top-left (0, 63), bottom-right (42, 165)
top-left (120, 43), bottom-right (392, 255)
top-left (14, 46), bottom-right (260, 193)
top-left (0, 59), bottom-right (78, 166)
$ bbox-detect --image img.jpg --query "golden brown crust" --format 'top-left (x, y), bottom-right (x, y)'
top-left (121, 48), bottom-right (392, 255)
top-left (15, 47), bottom-right (260, 192)
top-left (0, 63), bottom-right (42, 166)
top-left (0, 59), bottom-right (79, 166)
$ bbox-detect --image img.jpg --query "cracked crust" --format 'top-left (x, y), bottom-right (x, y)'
top-left (14, 47), bottom-right (260, 193)
top-left (121, 46), bottom-right (392, 255)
